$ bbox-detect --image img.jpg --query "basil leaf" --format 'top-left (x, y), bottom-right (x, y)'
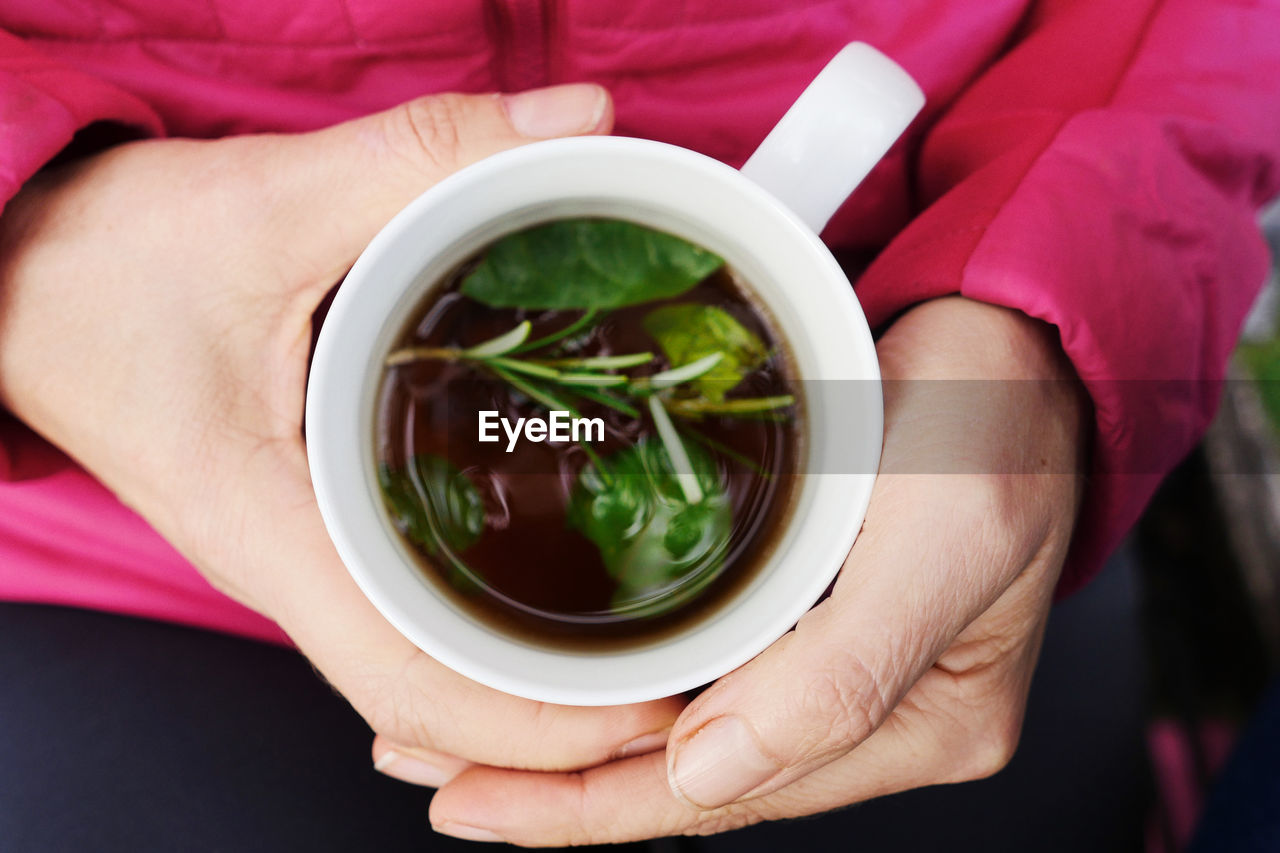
top-left (460, 219), bottom-right (724, 310)
top-left (566, 438), bottom-right (732, 616)
top-left (642, 304), bottom-right (768, 402)
top-left (378, 454), bottom-right (485, 562)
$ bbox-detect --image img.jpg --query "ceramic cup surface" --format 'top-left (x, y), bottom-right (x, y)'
top-left (306, 44), bottom-right (923, 705)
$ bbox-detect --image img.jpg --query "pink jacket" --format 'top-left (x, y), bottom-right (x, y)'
top-left (1, 1), bottom-right (1278, 645)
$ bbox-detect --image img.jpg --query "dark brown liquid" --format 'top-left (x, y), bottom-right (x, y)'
top-left (376, 258), bottom-right (801, 651)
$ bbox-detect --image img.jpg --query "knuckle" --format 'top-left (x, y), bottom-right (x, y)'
top-left (565, 772), bottom-right (602, 845)
top-left (975, 470), bottom-right (1061, 552)
top-left (956, 713), bottom-right (1022, 781)
top-left (965, 473), bottom-right (1022, 537)
top-left (800, 650), bottom-right (890, 753)
top-left (386, 94), bottom-right (471, 174)
top-left (942, 473), bottom-right (1036, 574)
top-left (362, 654), bottom-right (446, 749)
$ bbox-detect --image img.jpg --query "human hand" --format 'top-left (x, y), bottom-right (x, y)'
top-left (0, 84), bottom-right (684, 772)
top-left (420, 296), bottom-right (1089, 844)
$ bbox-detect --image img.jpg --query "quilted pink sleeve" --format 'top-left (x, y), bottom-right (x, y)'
top-left (855, 0), bottom-right (1280, 594)
top-left (0, 29), bottom-right (163, 480)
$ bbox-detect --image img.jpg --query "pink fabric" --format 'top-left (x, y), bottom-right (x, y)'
top-left (1145, 717), bottom-right (1238, 847)
top-left (0, 417), bottom-right (287, 643)
top-left (855, 0), bottom-right (1280, 593)
top-left (0, 0), bottom-right (1277, 638)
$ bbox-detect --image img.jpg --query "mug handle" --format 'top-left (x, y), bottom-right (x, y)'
top-left (739, 42), bottom-right (925, 235)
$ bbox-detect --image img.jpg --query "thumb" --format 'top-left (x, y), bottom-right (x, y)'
top-left (663, 475), bottom-right (1035, 811)
top-left (661, 305), bottom-right (1078, 812)
top-left (274, 83), bottom-right (612, 271)
top-left (662, 600), bottom-right (919, 811)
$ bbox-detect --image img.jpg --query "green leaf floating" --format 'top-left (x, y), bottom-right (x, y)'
top-left (378, 455), bottom-right (485, 591)
top-left (460, 219), bottom-right (725, 310)
top-left (642, 304), bottom-right (768, 402)
top-left (566, 437), bottom-right (732, 615)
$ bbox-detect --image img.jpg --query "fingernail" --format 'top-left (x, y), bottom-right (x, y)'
top-left (668, 716), bottom-right (780, 810)
top-left (434, 822), bottom-right (506, 843)
top-left (373, 749), bottom-right (456, 788)
top-left (503, 83), bottom-right (607, 138)
top-left (612, 727), bottom-right (671, 760)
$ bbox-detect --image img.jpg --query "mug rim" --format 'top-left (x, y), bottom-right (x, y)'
top-left (306, 136), bottom-right (882, 705)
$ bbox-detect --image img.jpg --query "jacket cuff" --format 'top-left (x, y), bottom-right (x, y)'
top-left (854, 110), bottom-right (1274, 597)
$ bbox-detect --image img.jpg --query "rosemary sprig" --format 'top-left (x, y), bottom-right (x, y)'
top-left (384, 345), bottom-right (458, 367)
top-left (534, 352), bottom-right (654, 370)
top-left (488, 364), bottom-right (580, 417)
top-left (461, 320), bottom-right (532, 358)
top-left (666, 395), bottom-right (795, 417)
top-left (387, 321), bottom-right (536, 366)
top-left (387, 321), bottom-right (791, 484)
top-left (628, 352), bottom-right (724, 395)
top-left (557, 386), bottom-right (641, 419)
top-left (648, 396), bottom-right (703, 504)
top-left (510, 308), bottom-right (601, 354)
top-left (490, 364), bottom-right (613, 483)
top-left (555, 373), bottom-right (629, 387)
top-left (485, 357), bottom-right (562, 380)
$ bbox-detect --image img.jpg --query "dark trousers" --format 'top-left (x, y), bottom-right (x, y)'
top-left (1190, 675), bottom-right (1280, 852)
top-left (0, 553), bottom-right (1149, 852)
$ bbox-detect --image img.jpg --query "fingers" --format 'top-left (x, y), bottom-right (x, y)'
top-left (433, 752), bottom-right (685, 846)
top-left (371, 734), bottom-right (473, 788)
top-left (178, 77), bottom-right (666, 775)
top-left (267, 83), bottom-right (613, 280)
top-left (427, 559), bottom-right (1060, 846)
top-left (172, 81), bottom-right (661, 775)
top-left (428, 658), bottom-right (1033, 846)
top-left (659, 470), bottom-right (1039, 811)
top-left (371, 721), bottom-right (670, 791)
top-left (215, 445), bottom-right (684, 773)
top-left (648, 300), bottom-right (1088, 812)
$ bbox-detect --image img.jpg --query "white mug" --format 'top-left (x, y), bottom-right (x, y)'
top-left (306, 43), bottom-right (924, 705)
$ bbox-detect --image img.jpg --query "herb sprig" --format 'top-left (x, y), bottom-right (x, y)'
top-left (380, 218), bottom-right (797, 612)
top-left (385, 315), bottom-right (792, 482)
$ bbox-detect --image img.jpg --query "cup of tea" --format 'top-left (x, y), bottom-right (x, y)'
top-left (306, 43), bottom-right (924, 705)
